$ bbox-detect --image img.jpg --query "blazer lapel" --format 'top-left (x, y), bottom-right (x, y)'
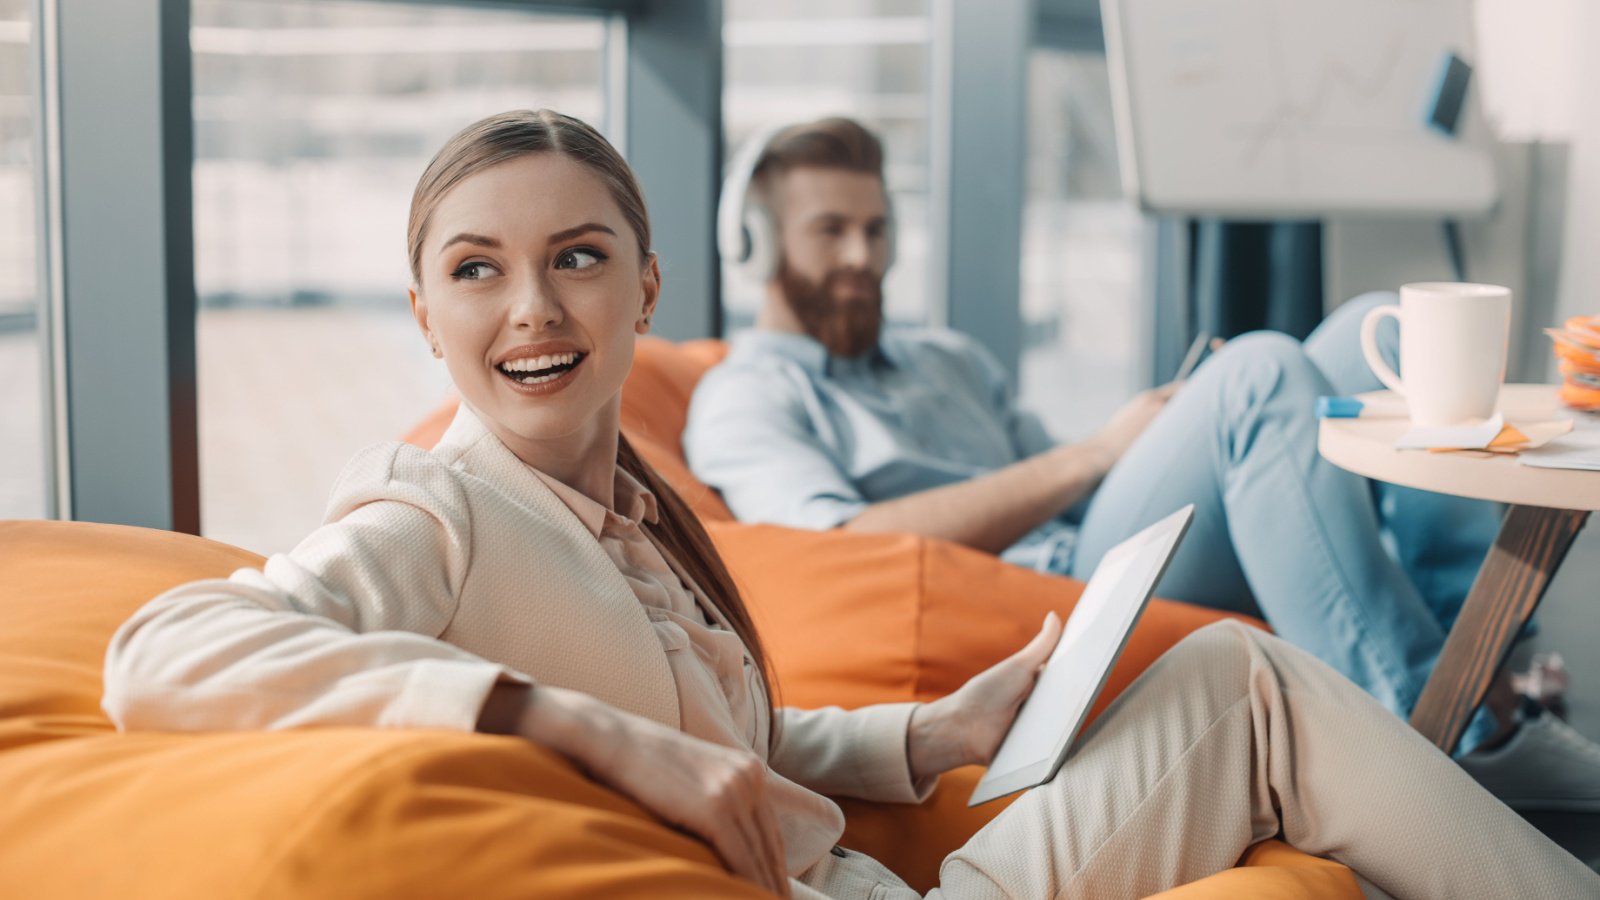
top-left (434, 404), bottom-right (681, 728)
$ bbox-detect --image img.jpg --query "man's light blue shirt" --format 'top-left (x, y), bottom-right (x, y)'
top-left (684, 328), bottom-right (1078, 571)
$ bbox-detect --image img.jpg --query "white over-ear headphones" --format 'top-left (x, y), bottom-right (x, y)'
top-left (718, 126), bottom-right (785, 286)
top-left (717, 126), bottom-right (897, 287)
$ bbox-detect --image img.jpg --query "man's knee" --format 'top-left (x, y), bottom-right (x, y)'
top-left (1204, 332), bottom-right (1323, 396)
top-left (1318, 291), bottom-right (1399, 347)
top-left (1333, 291), bottom-right (1398, 322)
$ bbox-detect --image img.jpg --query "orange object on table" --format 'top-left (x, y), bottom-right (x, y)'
top-left (1553, 315), bottom-right (1600, 410)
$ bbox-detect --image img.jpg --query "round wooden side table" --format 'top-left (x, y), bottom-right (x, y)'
top-left (1319, 384), bottom-right (1600, 752)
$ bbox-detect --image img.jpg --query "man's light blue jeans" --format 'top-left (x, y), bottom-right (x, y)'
top-left (1066, 292), bottom-right (1505, 753)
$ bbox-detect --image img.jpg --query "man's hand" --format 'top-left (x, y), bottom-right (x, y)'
top-left (1081, 383), bottom-right (1181, 476)
top-left (519, 686), bottom-right (792, 897)
top-left (906, 612), bottom-right (1064, 781)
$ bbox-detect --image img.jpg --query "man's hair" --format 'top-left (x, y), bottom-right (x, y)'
top-left (749, 117), bottom-right (885, 210)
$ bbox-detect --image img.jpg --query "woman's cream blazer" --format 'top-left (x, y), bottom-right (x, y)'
top-left (102, 405), bottom-right (927, 809)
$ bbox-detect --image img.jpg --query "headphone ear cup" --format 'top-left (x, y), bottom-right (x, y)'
top-left (742, 203), bottom-right (778, 283)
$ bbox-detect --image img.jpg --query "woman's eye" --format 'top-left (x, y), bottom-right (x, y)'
top-left (450, 261), bottom-right (498, 281)
top-left (556, 248), bottom-right (606, 271)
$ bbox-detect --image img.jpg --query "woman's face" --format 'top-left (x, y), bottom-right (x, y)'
top-left (411, 153), bottom-right (657, 463)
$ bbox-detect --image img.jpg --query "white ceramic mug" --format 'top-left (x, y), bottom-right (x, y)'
top-left (1359, 283), bottom-right (1512, 427)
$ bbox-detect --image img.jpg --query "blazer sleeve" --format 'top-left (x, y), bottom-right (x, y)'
top-left (102, 442), bottom-right (530, 734)
top-left (768, 703), bottom-right (938, 803)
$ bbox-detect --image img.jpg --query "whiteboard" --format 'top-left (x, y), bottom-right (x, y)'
top-left (1104, 0), bottom-right (1498, 217)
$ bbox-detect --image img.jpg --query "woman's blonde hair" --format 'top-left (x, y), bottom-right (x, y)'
top-left (407, 109), bottom-right (651, 280)
top-left (407, 110), bottom-right (779, 734)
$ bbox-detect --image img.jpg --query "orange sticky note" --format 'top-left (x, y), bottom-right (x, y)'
top-left (1490, 424), bottom-right (1530, 448)
top-left (1428, 423), bottom-right (1528, 454)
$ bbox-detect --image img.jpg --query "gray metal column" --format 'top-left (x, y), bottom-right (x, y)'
top-left (29, 0), bottom-right (63, 519)
top-left (929, 0), bottom-right (1032, 381)
top-left (51, 0), bottom-right (197, 531)
top-left (623, 0), bottom-right (723, 340)
top-left (1143, 214), bottom-right (1191, 386)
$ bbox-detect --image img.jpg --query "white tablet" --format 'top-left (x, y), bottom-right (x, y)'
top-left (969, 504), bottom-right (1195, 806)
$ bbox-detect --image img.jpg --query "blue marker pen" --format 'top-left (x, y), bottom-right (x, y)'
top-left (1316, 396), bottom-right (1408, 419)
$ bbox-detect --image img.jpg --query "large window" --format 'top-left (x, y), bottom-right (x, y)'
top-left (193, 0), bottom-right (608, 554)
top-left (1017, 46), bottom-right (1143, 441)
top-left (722, 0), bottom-right (933, 329)
top-left (0, 0), bottom-right (46, 519)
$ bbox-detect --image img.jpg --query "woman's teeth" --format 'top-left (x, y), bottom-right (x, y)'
top-left (498, 352), bottom-right (582, 384)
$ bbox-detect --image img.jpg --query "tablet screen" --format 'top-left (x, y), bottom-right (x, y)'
top-left (969, 504), bottom-right (1194, 805)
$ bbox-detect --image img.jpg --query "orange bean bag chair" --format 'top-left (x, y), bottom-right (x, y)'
top-left (0, 514), bottom-right (1359, 899)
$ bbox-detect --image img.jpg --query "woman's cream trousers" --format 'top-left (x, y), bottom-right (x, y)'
top-left (896, 621), bottom-right (1596, 898)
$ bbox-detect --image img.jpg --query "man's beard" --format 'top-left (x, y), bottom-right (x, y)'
top-left (776, 262), bottom-right (884, 359)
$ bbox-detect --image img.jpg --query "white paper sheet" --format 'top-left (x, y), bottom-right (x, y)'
top-left (1518, 429), bottom-right (1600, 471)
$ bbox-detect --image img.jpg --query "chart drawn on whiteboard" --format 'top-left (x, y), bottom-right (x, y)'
top-left (1104, 0), bottom-right (1496, 216)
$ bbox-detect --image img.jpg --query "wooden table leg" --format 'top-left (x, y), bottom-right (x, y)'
top-left (1409, 505), bottom-right (1590, 753)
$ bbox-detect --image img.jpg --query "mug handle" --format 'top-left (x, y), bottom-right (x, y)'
top-left (1360, 304), bottom-right (1406, 395)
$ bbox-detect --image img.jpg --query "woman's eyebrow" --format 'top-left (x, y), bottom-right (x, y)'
top-left (436, 224), bottom-right (615, 256)
top-left (437, 233), bottom-right (500, 256)
top-left (548, 223), bottom-right (617, 243)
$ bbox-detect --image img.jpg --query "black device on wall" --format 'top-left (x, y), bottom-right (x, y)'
top-left (1428, 51), bottom-right (1475, 282)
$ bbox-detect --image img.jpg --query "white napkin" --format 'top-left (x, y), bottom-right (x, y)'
top-left (1395, 414), bottom-right (1504, 451)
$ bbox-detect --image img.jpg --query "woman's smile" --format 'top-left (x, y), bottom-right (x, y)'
top-left (493, 342), bottom-right (589, 396)
top-left (492, 339), bottom-right (588, 392)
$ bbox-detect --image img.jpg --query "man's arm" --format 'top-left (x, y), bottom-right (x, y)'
top-left (844, 384), bottom-right (1177, 553)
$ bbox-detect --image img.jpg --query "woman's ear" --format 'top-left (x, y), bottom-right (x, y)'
top-left (636, 252), bottom-right (661, 335)
top-left (410, 287), bottom-right (442, 358)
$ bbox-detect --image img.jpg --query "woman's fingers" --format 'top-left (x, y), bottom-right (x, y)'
top-left (730, 767), bottom-right (788, 897)
top-left (573, 713), bottom-right (789, 897)
top-left (715, 810), bottom-right (775, 894)
top-left (1010, 611), bottom-right (1063, 672)
top-left (714, 794), bottom-right (788, 896)
top-left (701, 753), bottom-right (789, 897)
top-left (752, 803), bottom-right (791, 896)
top-left (742, 802), bottom-right (792, 897)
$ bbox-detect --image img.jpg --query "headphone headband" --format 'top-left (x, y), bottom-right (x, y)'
top-left (717, 126), bottom-right (787, 286)
top-left (717, 124), bottom-right (897, 287)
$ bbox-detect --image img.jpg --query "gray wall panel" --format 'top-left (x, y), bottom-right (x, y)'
top-left (933, 0), bottom-right (1032, 382)
top-left (624, 0), bottom-right (723, 340)
top-left (55, 0), bottom-right (196, 531)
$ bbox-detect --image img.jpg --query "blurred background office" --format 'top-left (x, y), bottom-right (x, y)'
top-left (1, 0), bottom-right (1596, 727)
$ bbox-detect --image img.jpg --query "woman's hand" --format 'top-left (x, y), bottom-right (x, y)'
top-left (907, 612), bottom-right (1063, 781)
top-left (517, 685), bottom-right (792, 898)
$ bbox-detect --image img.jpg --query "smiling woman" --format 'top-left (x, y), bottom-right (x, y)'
top-left (398, 111), bottom-right (782, 784)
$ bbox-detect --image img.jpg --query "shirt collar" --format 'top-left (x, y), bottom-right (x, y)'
top-left (529, 464), bottom-right (659, 539)
top-left (731, 328), bottom-right (893, 377)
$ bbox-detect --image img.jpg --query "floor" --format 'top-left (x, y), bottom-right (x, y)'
top-left (1520, 523), bottom-right (1600, 864)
